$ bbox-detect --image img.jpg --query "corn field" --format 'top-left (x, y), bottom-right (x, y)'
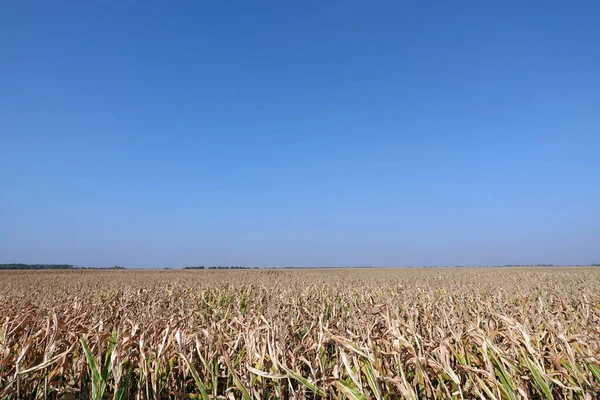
top-left (1, 268), bottom-right (599, 399)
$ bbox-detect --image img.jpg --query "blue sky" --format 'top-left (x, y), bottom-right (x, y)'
top-left (1, 2), bottom-right (598, 268)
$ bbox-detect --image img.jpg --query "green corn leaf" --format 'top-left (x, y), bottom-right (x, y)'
top-left (280, 364), bottom-right (326, 397)
top-left (101, 330), bottom-right (117, 391)
top-left (114, 372), bottom-right (130, 400)
top-left (489, 352), bottom-right (516, 400)
top-left (525, 357), bottom-right (552, 399)
top-left (587, 363), bottom-right (600, 383)
top-left (179, 353), bottom-right (210, 400)
top-left (223, 356), bottom-right (252, 400)
top-left (334, 379), bottom-right (368, 400)
top-left (362, 360), bottom-right (382, 400)
top-left (80, 338), bottom-right (101, 400)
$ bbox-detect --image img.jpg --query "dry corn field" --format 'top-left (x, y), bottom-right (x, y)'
top-left (1, 268), bottom-right (599, 399)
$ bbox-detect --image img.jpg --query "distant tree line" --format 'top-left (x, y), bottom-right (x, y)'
top-left (184, 266), bottom-right (254, 270)
top-left (0, 264), bottom-right (75, 270)
top-left (0, 264), bottom-right (125, 270)
top-left (502, 264), bottom-right (554, 267)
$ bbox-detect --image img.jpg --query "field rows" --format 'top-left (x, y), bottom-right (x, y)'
top-left (1, 268), bottom-right (599, 399)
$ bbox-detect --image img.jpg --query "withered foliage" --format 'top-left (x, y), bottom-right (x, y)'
top-left (1, 268), bottom-right (599, 399)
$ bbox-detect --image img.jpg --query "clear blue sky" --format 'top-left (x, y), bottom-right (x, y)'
top-left (1, 2), bottom-right (598, 268)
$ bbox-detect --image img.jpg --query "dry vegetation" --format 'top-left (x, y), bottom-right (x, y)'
top-left (1, 268), bottom-right (599, 399)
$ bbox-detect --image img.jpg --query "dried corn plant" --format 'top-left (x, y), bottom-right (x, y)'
top-left (1, 268), bottom-right (599, 399)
